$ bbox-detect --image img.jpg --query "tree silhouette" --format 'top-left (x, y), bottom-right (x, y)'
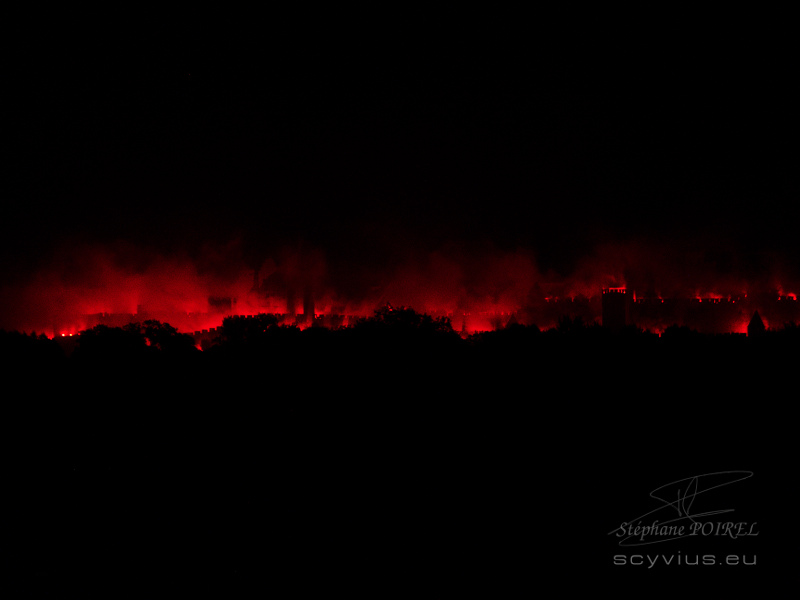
top-left (214, 313), bottom-right (283, 346)
top-left (73, 323), bottom-right (149, 360)
top-left (140, 320), bottom-right (198, 355)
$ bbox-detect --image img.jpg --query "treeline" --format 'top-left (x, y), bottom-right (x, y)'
top-left (3, 308), bottom-right (800, 366)
top-left (4, 308), bottom-right (798, 406)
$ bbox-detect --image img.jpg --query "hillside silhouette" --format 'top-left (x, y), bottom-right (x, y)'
top-left (7, 308), bottom-right (797, 594)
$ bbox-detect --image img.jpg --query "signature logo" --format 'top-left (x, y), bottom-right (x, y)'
top-left (609, 471), bottom-right (759, 546)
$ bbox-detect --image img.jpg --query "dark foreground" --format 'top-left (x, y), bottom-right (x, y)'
top-left (7, 322), bottom-right (797, 596)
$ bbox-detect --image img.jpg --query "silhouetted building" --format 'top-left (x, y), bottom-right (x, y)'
top-left (602, 288), bottom-right (630, 332)
top-left (747, 311), bottom-right (765, 337)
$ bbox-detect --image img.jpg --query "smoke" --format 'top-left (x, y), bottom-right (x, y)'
top-left (0, 233), bottom-right (797, 336)
top-left (0, 239), bottom-right (253, 335)
top-left (568, 238), bottom-right (799, 300)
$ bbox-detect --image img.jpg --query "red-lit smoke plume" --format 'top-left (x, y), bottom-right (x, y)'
top-left (0, 236), bottom-right (797, 337)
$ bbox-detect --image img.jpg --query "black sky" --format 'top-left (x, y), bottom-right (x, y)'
top-left (4, 15), bottom-right (799, 286)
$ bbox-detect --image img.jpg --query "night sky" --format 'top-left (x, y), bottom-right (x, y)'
top-left (4, 15), bottom-right (799, 323)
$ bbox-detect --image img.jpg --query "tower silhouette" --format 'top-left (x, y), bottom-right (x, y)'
top-left (747, 311), bottom-right (765, 337)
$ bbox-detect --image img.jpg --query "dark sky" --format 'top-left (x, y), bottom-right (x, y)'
top-left (5, 15), bottom-right (799, 286)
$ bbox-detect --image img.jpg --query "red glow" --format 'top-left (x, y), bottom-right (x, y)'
top-left (2, 239), bottom-right (798, 338)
